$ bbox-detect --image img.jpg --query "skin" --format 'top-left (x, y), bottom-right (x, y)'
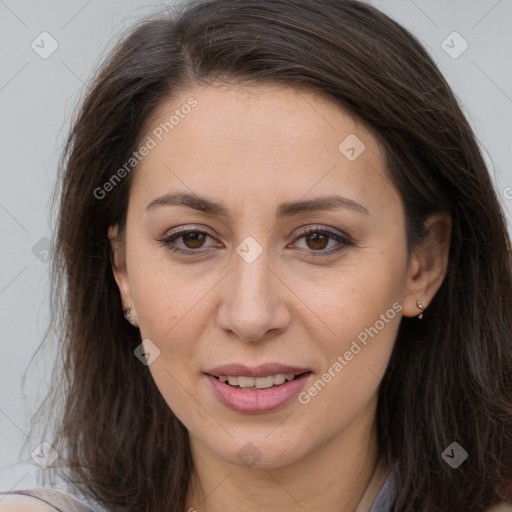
top-left (109, 83), bottom-right (451, 512)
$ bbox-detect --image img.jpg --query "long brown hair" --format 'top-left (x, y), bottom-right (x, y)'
top-left (24, 0), bottom-right (512, 510)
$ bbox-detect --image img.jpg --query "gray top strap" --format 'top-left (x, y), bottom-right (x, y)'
top-left (0, 488), bottom-right (95, 512)
top-left (1, 466), bottom-right (398, 512)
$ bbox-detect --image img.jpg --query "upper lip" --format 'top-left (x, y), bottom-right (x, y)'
top-left (206, 363), bottom-right (311, 378)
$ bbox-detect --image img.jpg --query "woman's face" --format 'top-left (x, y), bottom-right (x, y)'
top-left (110, 83), bottom-right (433, 468)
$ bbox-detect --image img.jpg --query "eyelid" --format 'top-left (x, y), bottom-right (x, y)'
top-left (160, 224), bottom-right (216, 240)
top-left (293, 224), bottom-right (353, 241)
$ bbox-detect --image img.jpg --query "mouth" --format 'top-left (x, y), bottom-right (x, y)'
top-left (210, 372), bottom-right (309, 391)
top-left (204, 366), bottom-right (313, 413)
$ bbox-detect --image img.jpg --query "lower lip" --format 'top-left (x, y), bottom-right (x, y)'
top-left (206, 372), bottom-right (312, 413)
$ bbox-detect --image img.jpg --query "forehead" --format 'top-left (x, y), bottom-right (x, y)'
top-left (130, 82), bottom-right (398, 220)
top-left (143, 82), bottom-right (380, 159)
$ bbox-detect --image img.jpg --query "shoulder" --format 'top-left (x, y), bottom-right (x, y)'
top-left (0, 494), bottom-right (57, 511)
top-left (0, 488), bottom-right (96, 512)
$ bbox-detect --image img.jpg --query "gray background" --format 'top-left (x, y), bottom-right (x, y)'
top-left (1, 0), bottom-right (511, 491)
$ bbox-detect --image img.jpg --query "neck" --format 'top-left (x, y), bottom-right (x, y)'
top-left (185, 396), bottom-right (390, 512)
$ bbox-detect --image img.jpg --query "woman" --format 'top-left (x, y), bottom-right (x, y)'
top-left (1, 0), bottom-right (512, 510)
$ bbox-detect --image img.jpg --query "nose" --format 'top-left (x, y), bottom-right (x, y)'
top-left (215, 245), bottom-right (292, 343)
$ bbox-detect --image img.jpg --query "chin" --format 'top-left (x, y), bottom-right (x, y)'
top-left (209, 433), bottom-right (309, 469)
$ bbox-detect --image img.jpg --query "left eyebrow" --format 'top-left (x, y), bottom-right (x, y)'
top-left (145, 191), bottom-right (369, 218)
top-left (275, 195), bottom-right (369, 219)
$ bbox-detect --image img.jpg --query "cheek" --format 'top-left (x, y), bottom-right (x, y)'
top-left (133, 271), bottom-right (209, 361)
top-left (127, 237), bottom-right (213, 341)
top-left (290, 244), bottom-right (407, 346)
top-left (129, 261), bottom-right (213, 428)
top-left (127, 250), bottom-right (224, 414)
top-left (289, 246), bottom-right (406, 408)
top-left (295, 294), bottom-right (402, 438)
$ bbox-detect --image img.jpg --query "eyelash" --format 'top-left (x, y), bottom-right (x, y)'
top-left (156, 226), bottom-right (354, 258)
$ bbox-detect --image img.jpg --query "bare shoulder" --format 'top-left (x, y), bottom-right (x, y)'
top-left (0, 489), bottom-right (95, 512)
top-left (0, 494), bottom-right (57, 511)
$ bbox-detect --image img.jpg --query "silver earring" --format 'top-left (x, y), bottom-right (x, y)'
top-left (416, 300), bottom-right (424, 319)
top-left (123, 308), bottom-right (135, 326)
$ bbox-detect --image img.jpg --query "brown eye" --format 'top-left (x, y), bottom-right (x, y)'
top-left (304, 231), bottom-right (330, 251)
top-left (157, 228), bottom-right (219, 256)
top-left (292, 227), bottom-right (354, 257)
top-left (182, 232), bottom-right (207, 249)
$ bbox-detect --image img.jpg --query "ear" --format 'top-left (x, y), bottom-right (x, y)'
top-left (108, 224), bottom-right (137, 324)
top-left (402, 212), bottom-right (451, 318)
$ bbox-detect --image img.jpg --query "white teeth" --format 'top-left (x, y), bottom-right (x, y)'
top-left (238, 376), bottom-right (256, 387)
top-left (273, 373), bottom-right (287, 385)
top-left (217, 372), bottom-right (301, 388)
top-left (255, 376), bottom-right (274, 389)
